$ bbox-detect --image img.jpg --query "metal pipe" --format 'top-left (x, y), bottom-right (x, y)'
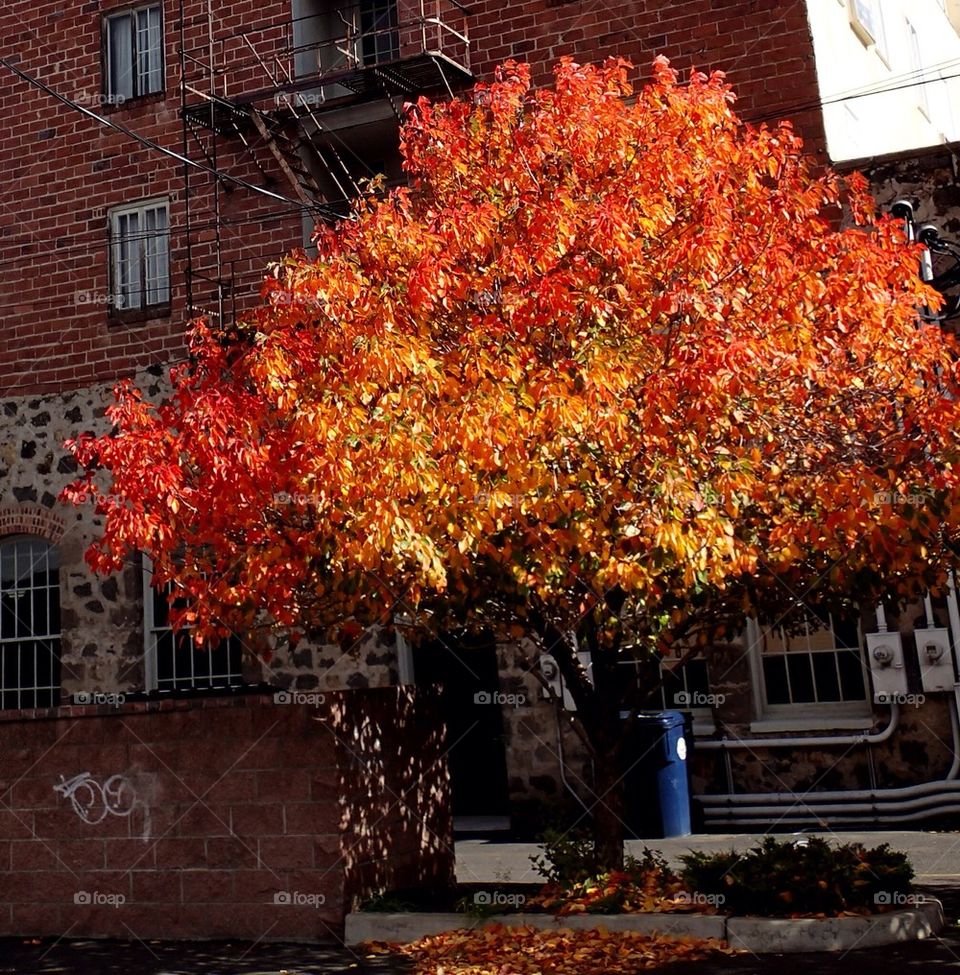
top-left (705, 805), bottom-right (960, 826)
top-left (695, 702), bottom-right (900, 752)
top-left (555, 707), bottom-right (592, 817)
top-left (698, 691), bottom-right (960, 826)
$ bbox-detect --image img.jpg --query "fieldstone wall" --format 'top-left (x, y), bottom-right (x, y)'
top-left (0, 375), bottom-right (147, 699)
top-left (0, 371), bottom-right (398, 701)
top-left (496, 640), bottom-right (592, 830)
top-left (690, 600), bottom-right (958, 799)
top-left (4, 368), bottom-right (959, 827)
top-left (846, 142), bottom-right (960, 235)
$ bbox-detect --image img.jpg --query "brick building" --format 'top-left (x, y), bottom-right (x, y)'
top-left (1, 0), bottom-right (959, 940)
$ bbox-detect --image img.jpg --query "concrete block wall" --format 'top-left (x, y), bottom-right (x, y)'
top-left (0, 687), bottom-right (452, 939)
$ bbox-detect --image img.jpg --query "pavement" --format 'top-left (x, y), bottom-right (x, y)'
top-left (456, 829), bottom-right (960, 886)
top-left (4, 831), bottom-right (960, 973)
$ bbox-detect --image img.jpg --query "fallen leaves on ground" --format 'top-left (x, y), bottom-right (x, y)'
top-left (363, 923), bottom-right (739, 974)
top-left (525, 870), bottom-right (712, 916)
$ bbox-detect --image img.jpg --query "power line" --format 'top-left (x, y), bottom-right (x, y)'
top-left (745, 64), bottom-right (960, 128)
top-left (0, 57), bottom-right (344, 220)
top-left (3, 47), bottom-right (960, 273)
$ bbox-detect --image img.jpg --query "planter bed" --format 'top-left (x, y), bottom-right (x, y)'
top-left (344, 898), bottom-right (944, 952)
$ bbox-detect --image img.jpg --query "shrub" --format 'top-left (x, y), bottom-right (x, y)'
top-left (679, 837), bottom-right (913, 916)
top-left (530, 828), bottom-right (603, 888)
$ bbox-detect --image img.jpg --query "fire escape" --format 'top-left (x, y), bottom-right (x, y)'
top-left (176, 0), bottom-right (472, 323)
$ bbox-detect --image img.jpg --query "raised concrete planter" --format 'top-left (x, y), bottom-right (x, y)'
top-left (726, 898), bottom-right (944, 953)
top-left (344, 898), bottom-right (944, 952)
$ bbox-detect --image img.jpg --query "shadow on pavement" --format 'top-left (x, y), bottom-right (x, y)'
top-left (0, 937), bottom-right (413, 975)
top-left (2, 890), bottom-right (958, 974)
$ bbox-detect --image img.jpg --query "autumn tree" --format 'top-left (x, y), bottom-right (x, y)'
top-left (65, 57), bottom-right (960, 867)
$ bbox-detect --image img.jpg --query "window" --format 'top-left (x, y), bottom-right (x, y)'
top-left (109, 199), bottom-right (170, 312)
top-left (908, 22), bottom-right (931, 118)
top-left (359, 0), bottom-right (400, 64)
top-left (292, 0), bottom-right (399, 81)
top-left (0, 537), bottom-right (61, 710)
top-left (617, 650), bottom-right (715, 733)
top-left (143, 562), bottom-right (245, 693)
top-left (849, 0), bottom-right (888, 61)
top-left (105, 5), bottom-right (164, 101)
top-left (748, 607), bottom-right (870, 726)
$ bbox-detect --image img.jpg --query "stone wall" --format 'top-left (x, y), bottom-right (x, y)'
top-left (0, 688), bottom-right (451, 940)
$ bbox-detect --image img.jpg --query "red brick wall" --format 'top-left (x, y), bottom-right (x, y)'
top-left (0, 0), bottom-right (301, 396)
top-left (0, 0), bottom-right (825, 396)
top-left (466, 0), bottom-right (826, 152)
top-left (0, 687), bottom-right (452, 940)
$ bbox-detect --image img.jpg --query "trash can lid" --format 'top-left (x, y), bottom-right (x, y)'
top-left (620, 710), bottom-right (687, 729)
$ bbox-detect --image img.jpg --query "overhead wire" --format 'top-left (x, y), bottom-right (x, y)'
top-left (4, 40), bottom-right (960, 274)
top-left (0, 56), bottom-right (343, 220)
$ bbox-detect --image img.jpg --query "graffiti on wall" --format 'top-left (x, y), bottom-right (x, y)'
top-left (53, 772), bottom-right (152, 842)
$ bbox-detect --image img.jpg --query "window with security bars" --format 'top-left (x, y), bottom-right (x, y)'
top-left (104, 5), bottom-right (164, 100)
top-left (109, 199), bottom-right (170, 311)
top-left (757, 609), bottom-right (868, 711)
top-left (617, 653), bottom-right (711, 712)
top-left (0, 537), bottom-right (61, 710)
top-left (144, 579), bottom-right (246, 693)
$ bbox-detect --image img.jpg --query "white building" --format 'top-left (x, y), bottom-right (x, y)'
top-left (807, 0), bottom-right (960, 161)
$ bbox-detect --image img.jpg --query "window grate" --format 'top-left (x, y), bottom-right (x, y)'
top-left (0, 537), bottom-right (61, 710)
top-left (145, 576), bottom-right (245, 694)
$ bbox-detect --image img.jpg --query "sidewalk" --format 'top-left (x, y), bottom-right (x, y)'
top-left (456, 829), bottom-right (960, 886)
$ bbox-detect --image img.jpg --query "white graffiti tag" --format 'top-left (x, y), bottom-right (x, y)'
top-left (54, 773), bottom-right (152, 842)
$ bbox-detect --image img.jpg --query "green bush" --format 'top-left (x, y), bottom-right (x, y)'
top-left (530, 827), bottom-right (602, 887)
top-left (679, 837), bottom-right (913, 916)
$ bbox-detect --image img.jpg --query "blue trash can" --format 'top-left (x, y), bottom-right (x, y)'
top-left (622, 710), bottom-right (692, 838)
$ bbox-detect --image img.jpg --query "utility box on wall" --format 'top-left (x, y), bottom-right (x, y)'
top-left (865, 630), bottom-right (908, 702)
top-left (916, 627), bottom-right (956, 693)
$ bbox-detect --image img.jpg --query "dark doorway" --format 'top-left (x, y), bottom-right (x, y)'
top-left (414, 630), bottom-right (511, 819)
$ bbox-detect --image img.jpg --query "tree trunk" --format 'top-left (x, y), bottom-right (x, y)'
top-left (588, 718), bottom-right (627, 870)
top-left (526, 606), bottom-right (627, 870)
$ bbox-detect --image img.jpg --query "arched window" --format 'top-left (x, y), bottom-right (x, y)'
top-left (0, 536), bottom-right (61, 709)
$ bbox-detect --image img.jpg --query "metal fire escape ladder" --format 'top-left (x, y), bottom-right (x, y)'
top-left (240, 35), bottom-right (359, 213)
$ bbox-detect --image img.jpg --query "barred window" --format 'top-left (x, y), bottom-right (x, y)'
top-left (143, 562), bottom-right (245, 694)
top-left (0, 537), bottom-right (61, 710)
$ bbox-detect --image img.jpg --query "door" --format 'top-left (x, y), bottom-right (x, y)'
top-left (414, 629), bottom-right (510, 818)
